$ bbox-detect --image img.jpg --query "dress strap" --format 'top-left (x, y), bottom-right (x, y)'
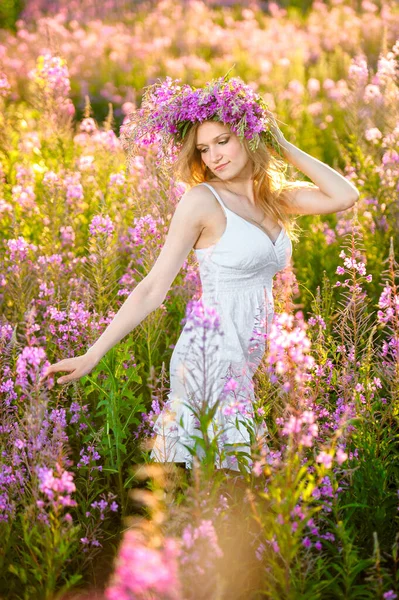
top-left (200, 182), bottom-right (228, 217)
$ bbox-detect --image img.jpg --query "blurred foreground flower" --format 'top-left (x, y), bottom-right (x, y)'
top-left (105, 529), bottom-right (182, 600)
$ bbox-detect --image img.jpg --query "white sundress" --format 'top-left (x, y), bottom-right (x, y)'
top-left (150, 182), bottom-right (293, 472)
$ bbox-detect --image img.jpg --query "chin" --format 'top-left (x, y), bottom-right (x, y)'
top-left (213, 166), bottom-right (237, 178)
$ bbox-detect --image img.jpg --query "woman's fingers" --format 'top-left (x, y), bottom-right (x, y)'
top-left (39, 360), bottom-right (75, 385)
top-left (52, 366), bottom-right (76, 383)
top-left (39, 354), bottom-right (96, 386)
top-left (56, 369), bottom-right (76, 385)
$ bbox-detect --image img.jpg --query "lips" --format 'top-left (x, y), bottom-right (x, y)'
top-left (215, 162), bottom-right (229, 171)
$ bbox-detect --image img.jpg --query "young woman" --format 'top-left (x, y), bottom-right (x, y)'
top-left (39, 75), bottom-right (359, 473)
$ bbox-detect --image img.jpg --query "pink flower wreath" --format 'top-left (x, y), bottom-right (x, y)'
top-left (120, 70), bottom-right (285, 172)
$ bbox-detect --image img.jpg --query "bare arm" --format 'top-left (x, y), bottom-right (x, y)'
top-left (87, 186), bottom-right (209, 362)
top-left (266, 113), bottom-right (360, 215)
top-left (85, 282), bottom-right (164, 363)
top-left (40, 186), bottom-right (208, 384)
top-left (279, 140), bottom-right (360, 215)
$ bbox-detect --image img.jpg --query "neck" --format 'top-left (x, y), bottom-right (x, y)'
top-left (213, 178), bottom-right (255, 204)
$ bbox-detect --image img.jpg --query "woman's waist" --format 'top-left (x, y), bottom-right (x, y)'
top-left (200, 277), bottom-right (274, 294)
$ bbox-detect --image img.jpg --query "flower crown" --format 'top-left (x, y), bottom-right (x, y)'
top-left (120, 71), bottom-right (284, 171)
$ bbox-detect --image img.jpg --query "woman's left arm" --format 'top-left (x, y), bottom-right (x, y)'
top-left (269, 119), bottom-right (360, 215)
top-left (280, 139), bottom-right (360, 215)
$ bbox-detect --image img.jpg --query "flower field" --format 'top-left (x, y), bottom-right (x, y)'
top-left (1, 0), bottom-right (399, 598)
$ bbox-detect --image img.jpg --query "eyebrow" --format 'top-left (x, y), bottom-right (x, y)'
top-left (196, 133), bottom-right (229, 148)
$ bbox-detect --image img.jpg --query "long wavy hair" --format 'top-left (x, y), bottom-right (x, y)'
top-left (170, 121), bottom-right (316, 243)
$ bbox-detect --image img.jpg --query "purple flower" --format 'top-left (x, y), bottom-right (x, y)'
top-left (266, 311), bottom-right (315, 391)
top-left (223, 377), bottom-right (238, 393)
top-left (280, 409), bottom-right (319, 448)
top-left (36, 463), bottom-right (76, 512)
top-left (120, 74), bottom-right (284, 171)
top-left (252, 461), bottom-right (263, 477)
top-left (316, 452), bottom-right (333, 469)
top-left (12, 184), bottom-right (36, 209)
top-left (314, 540), bottom-right (322, 551)
top-left (105, 530), bottom-right (181, 600)
top-left (383, 592), bottom-right (398, 600)
top-left (15, 346), bottom-right (47, 389)
top-left (7, 236), bottom-right (37, 262)
top-left (109, 172), bottom-right (126, 187)
top-left (89, 214), bottom-right (115, 237)
top-left (336, 448), bottom-right (348, 465)
top-left (183, 298), bottom-right (222, 333)
top-left (302, 536), bottom-right (312, 548)
top-left (66, 183), bottom-right (84, 202)
top-left (0, 73), bottom-right (11, 98)
top-left (80, 118), bottom-right (98, 134)
top-left (266, 534), bottom-right (280, 553)
top-left (182, 519), bottom-right (223, 558)
top-left (308, 315), bottom-right (326, 329)
top-left (255, 542), bottom-right (266, 561)
top-left (348, 55), bottom-right (369, 87)
top-left (30, 53), bottom-right (71, 98)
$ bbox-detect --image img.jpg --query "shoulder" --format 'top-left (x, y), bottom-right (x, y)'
top-left (177, 183), bottom-right (220, 225)
top-left (180, 183), bottom-right (217, 205)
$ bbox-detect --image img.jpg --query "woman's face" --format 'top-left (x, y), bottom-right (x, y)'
top-left (195, 121), bottom-right (251, 180)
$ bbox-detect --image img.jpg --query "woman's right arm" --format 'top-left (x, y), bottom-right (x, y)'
top-left (39, 186), bottom-right (209, 385)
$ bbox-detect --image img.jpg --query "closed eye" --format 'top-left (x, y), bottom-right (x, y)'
top-left (199, 138), bottom-right (229, 154)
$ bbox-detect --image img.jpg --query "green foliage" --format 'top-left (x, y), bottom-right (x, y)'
top-left (5, 511), bottom-right (81, 600)
top-left (339, 427), bottom-right (399, 552)
top-left (82, 339), bottom-right (145, 513)
top-left (0, 0), bottom-right (24, 31)
top-left (322, 519), bottom-right (375, 599)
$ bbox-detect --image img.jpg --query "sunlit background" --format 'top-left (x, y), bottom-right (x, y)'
top-left (0, 1), bottom-right (398, 599)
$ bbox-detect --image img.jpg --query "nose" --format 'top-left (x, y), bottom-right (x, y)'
top-left (210, 146), bottom-right (223, 165)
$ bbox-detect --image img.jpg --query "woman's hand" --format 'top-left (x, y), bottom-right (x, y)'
top-left (266, 111), bottom-right (287, 146)
top-left (39, 352), bottom-right (100, 386)
top-left (270, 117), bottom-right (287, 146)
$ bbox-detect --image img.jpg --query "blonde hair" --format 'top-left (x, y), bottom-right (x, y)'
top-left (170, 121), bottom-right (316, 243)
